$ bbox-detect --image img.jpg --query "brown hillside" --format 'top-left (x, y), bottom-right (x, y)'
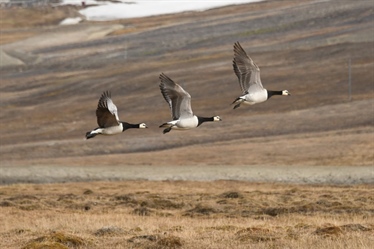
top-left (0, 0), bottom-right (373, 172)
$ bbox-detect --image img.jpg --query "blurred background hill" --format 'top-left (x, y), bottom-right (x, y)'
top-left (0, 0), bottom-right (373, 168)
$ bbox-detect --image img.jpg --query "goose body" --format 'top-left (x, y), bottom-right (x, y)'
top-left (231, 42), bottom-right (290, 109)
top-left (159, 73), bottom-right (221, 134)
top-left (86, 91), bottom-right (147, 139)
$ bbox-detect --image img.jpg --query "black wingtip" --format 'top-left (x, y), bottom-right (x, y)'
top-left (102, 90), bottom-right (111, 98)
top-left (159, 73), bottom-right (173, 82)
top-left (159, 72), bottom-right (168, 80)
top-left (234, 41), bottom-right (241, 49)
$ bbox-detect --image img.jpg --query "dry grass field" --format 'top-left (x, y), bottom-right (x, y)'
top-left (0, 0), bottom-right (373, 248)
top-left (1, 181), bottom-right (373, 249)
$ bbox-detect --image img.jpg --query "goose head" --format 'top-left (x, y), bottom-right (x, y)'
top-left (139, 123), bottom-right (148, 128)
top-left (282, 90), bottom-right (291, 96)
top-left (213, 116), bottom-right (222, 122)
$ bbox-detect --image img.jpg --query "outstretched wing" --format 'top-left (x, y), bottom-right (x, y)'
top-left (159, 73), bottom-right (193, 120)
top-left (96, 91), bottom-right (120, 128)
top-left (233, 42), bottom-right (264, 93)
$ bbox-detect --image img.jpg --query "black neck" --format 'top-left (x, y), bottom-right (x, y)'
top-left (267, 90), bottom-right (282, 99)
top-left (122, 122), bottom-right (140, 131)
top-left (197, 116), bottom-right (214, 127)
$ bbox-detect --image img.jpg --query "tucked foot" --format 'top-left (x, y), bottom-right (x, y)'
top-left (233, 103), bottom-right (241, 109)
top-left (163, 127), bottom-right (172, 134)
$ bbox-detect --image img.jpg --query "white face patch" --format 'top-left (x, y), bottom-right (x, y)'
top-left (139, 123), bottom-right (148, 128)
top-left (214, 116), bottom-right (222, 122)
top-left (282, 90), bottom-right (290, 96)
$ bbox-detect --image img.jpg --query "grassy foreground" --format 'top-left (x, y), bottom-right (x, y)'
top-left (0, 180), bottom-right (373, 249)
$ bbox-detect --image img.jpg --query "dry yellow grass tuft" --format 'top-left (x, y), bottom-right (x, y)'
top-left (0, 181), bottom-right (373, 248)
top-left (313, 225), bottom-right (343, 237)
top-left (22, 231), bottom-right (87, 249)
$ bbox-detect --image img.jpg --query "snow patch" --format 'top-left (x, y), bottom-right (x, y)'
top-left (60, 0), bottom-right (263, 22)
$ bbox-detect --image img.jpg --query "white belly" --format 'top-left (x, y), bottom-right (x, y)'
top-left (175, 116), bottom-right (198, 129)
top-left (244, 89), bottom-right (268, 105)
top-left (100, 125), bottom-right (123, 135)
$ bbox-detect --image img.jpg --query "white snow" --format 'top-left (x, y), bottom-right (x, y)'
top-left (59, 17), bottom-right (83, 25)
top-left (60, 0), bottom-right (263, 22)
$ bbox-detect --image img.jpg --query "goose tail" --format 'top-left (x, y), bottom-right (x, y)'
top-left (85, 131), bottom-right (97, 139)
top-left (231, 97), bottom-right (243, 109)
top-left (159, 122), bottom-right (172, 128)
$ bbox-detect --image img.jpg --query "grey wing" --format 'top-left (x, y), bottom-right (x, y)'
top-left (233, 42), bottom-right (263, 93)
top-left (96, 91), bottom-right (120, 128)
top-left (159, 73), bottom-right (193, 120)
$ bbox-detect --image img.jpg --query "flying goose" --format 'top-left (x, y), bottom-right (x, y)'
top-left (231, 42), bottom-right (290, 109)
top-left (159, 73), bottom-right (221, 134)
top-left (85, 91), bottom-right (147, 139)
